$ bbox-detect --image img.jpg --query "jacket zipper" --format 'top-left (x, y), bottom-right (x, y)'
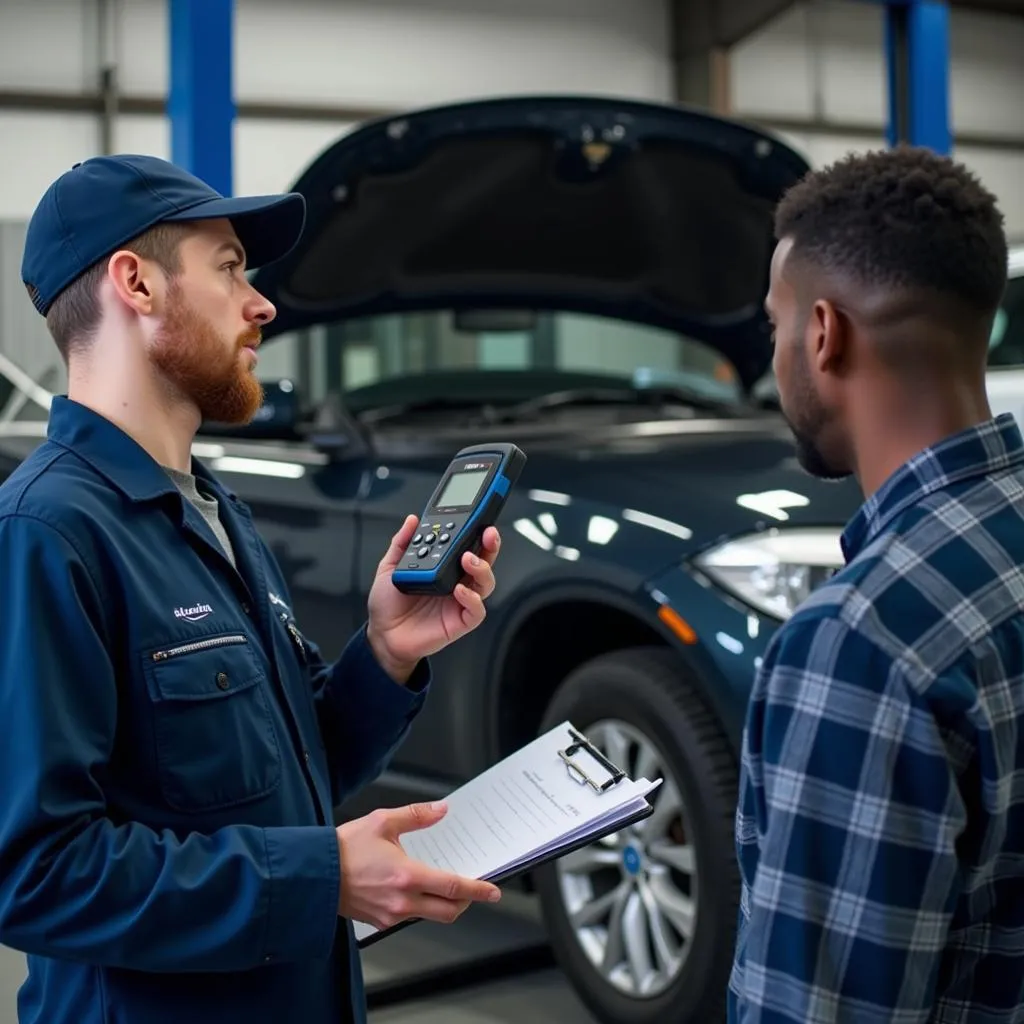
top-left (152, 634), bottom-right (248, 662)
top-left (281, 612), bottom-right (307, 660)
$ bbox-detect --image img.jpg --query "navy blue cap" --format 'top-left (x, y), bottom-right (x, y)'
top-left (21, 154), bottom-right (307, 316)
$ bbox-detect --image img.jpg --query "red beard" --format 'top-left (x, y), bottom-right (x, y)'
top-left (149, 280), bottom-right (265, 425)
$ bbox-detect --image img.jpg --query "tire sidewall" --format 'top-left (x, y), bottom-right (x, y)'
top-left (533, 651), bottom-right (738, 1024)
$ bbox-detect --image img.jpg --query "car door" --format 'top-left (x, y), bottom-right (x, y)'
top-left (354, 442), bottom-right (471, 784)
top-left (201, 436), bottom-right (370, 663)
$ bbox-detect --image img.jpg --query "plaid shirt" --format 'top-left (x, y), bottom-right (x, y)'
top-left (728, 414), bottom-right (1024, 1024)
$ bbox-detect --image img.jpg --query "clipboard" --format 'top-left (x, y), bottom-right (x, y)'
top-left (353, 724), bottom-right (659, 950)
top-left (557, 726), bottom-right (628, 792)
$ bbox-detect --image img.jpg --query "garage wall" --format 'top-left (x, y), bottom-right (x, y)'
top-left (0, 0), bottom-right (673, 220)
top-left (3, 0), bottom-right (1021, 227)
top-left (730, 0), bottom-right (1024, 237)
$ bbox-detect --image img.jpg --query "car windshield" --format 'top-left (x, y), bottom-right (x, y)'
top-left (258, 309), bottom-right (745, 424)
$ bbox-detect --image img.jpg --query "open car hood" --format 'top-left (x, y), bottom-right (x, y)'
top-left (252, 95), bottom-right (810, 391)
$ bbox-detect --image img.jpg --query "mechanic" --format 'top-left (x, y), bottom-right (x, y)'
top-left (0, 154), bottom-right (502, 1024)
top-left (729, 146), bottom-right (1023, 1022)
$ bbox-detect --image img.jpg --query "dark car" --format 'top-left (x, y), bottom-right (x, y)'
top-left (0, 97), bottom-right (865, 1024)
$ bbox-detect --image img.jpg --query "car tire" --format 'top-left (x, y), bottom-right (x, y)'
top-left (532, 646), bottom-right (739, 1024)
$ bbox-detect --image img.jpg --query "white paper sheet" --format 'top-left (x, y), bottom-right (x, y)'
top-left (353, 721), bottom-right (661, 945)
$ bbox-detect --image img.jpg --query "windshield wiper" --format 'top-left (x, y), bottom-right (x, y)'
top-left (354, 384), bottom-right (735, 427)
top-left (356, 397), bottom-right (499, 424)
top-left (493, 384), bottom-right (731, 423)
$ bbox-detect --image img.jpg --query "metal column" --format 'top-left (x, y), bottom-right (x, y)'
top-left (168, 0), bottom-right (235, 194)
top-left (883, 0), bottom-right (951, 154)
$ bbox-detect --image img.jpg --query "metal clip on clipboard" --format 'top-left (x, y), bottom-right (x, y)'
top-left (557, 727), bottom-right (627, 793)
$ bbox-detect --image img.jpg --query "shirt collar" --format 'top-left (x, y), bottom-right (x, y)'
top-left (45, 395), bottom-right (238, 505)
top-left (841, 413), bottom-right (1024, 561)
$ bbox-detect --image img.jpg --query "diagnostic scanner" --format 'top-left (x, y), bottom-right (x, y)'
top-left (392, 442), bottom-right (527, 596)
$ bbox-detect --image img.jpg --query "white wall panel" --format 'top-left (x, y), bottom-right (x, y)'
top-left (115, 0), bottom-right (672, 109)
top-left (732, 0), bottom-right (1024, 236)
top-left (731, 3), bottom-right (886, 126)
top-left (954, 148), bottom-right (1024, 243)
top-left (116, 0), bottom-right (672, 109)
top-left (773, 128), bottom-right (886, 167)
top-left (0, 0), bottom-right (99, 93)
top-left (112, 114), bottom-right (359, 199)
top-left (732, 0), bottom-right (1024, 136)
top-left (232, 120), bottom-right (359, 198)
top-left (949, 7), bottom-right (1024, 138)
top-left (0, 112), bottom-right (101, 221)
top-left (769, 133), bottom-right (1024, 244)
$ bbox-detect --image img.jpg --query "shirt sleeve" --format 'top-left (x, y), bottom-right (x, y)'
top-left (0, 513), bottom-right (341, 973)
top-left (306, 622), bottom-right (430, 804)
top-left (728, 612), bottom-right (966, 1024)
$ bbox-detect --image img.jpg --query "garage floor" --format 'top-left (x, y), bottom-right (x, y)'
top-left (0, 891), bottom-right (598, 1023)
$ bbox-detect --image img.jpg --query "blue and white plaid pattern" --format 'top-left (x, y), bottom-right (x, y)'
top-left (728, 414), bottom-right (1024, 1023)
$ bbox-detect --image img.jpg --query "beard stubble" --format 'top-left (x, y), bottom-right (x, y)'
top-left (782, 341), bottom-right (849, 481)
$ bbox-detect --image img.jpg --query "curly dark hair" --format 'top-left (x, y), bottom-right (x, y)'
top-left (774, 145), bottom-right (1008, 320)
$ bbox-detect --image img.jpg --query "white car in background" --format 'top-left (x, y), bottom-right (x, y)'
top-left (985, 244), bottom-right (1024, 423)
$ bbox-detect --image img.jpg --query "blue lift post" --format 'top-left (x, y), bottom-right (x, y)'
top-left (882, 0), bottom-right (952, 154)
top-left (167, 0), bottom-right (235, 195)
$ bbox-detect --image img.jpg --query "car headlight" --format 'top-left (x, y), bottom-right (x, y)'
top-left (693, 528), bottom-right (845, 621)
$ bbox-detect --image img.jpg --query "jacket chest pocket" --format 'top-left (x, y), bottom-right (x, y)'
top-left (143, 633), bottom-right (281, 813)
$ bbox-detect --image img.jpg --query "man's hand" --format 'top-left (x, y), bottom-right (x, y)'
top-left (366, 516), bottom-right (501, 683)
top-left (336, 801), bottom-right (501, 931)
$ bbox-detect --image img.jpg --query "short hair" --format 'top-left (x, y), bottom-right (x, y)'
top-left (43, 222), bottom-right (190, 363)
top-left (774, 145), bottom-right (1008, 322)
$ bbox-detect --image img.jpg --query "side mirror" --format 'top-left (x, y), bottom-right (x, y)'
top-left (199, 379), bottom-right (302, 439)
top-left (307, 394), bottom-right (370, 459)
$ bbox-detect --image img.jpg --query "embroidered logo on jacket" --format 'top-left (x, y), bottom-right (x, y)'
top-left (174, 603), bottom-right (214, 622)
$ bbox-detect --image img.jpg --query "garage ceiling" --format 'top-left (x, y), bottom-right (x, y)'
top-left (672, 0), bottom-right (795, 54)
top-left (675, 0), bottom-right (1024, 52)
top-left (951, 0), bottom-right (1024, 14)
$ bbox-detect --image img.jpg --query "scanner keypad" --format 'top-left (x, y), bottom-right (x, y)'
top-left (400, 516), bottom-right (464, 570)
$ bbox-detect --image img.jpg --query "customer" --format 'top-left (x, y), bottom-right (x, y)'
top-left (729, 146), bottom-right (1022, 1022)
top-left (0, 155), bottom-right (502, 1024)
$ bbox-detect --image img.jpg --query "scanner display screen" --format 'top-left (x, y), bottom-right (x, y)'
top-left (436, 469), bottom-right (488, 508)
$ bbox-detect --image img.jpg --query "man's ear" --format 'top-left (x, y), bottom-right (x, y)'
top-left (105, 250), bottom-right (163, 317)
top-left (808, 298), bottom-right (848, 377)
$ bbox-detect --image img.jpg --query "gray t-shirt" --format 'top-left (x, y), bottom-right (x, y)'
top-left (164, 466), bottom-right (237, 569)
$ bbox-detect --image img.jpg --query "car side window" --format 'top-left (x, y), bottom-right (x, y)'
top-left (988, 275), bottom-right (1024, 369)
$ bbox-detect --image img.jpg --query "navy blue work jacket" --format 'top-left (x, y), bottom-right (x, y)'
top-left (0, 397), bottom-right (430, 1024)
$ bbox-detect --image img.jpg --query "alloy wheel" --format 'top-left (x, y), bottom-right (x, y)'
top-left (554, 718), bottom-right (697, 998)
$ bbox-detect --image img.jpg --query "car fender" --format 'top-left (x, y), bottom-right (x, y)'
top-left (480, 572), bottom-right (733, 767)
